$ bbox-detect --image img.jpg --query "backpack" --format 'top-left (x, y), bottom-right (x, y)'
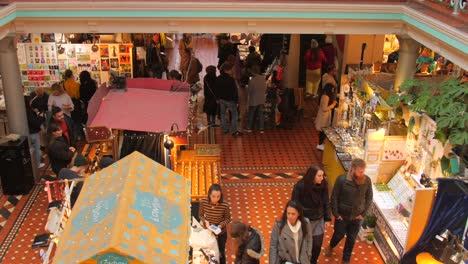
top-left (195, 58), bottom-right (203, 73)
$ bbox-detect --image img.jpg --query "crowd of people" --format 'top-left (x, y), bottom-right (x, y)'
top-left (197, 158), bottom-right (373, 264)
top-left (25, 69), bottom-right (98, 180)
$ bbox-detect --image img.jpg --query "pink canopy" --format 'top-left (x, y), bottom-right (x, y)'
top-left (89, 81), bottom-right (189, 133)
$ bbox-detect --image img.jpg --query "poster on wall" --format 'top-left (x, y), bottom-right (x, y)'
top-left (100, 45), bottom-right (109, 57)
top-left (17, 44), bottom-right (27, 64)
top-left (17, 34), bottom-right (32, 43)
top-left (18, 43), bottom-right (60, 92)
top-left (41, 33), bottom-right (55, 43)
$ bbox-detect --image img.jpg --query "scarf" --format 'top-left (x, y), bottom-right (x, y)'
top-left (287, 220), bottom-right (301, 263)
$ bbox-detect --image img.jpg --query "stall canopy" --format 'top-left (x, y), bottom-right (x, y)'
top-left (53, 151), bottom-right (191, 264)
top-left (88, 79), bottom-right (189, 133)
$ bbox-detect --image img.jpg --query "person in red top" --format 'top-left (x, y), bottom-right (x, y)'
top-left (49, 106), bottom-right (76, 147)
top-left (304, 39), bottom-right (327, 98)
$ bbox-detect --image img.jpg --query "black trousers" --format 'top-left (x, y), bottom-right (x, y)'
top-left (217, 232), bottom-right (227, 264)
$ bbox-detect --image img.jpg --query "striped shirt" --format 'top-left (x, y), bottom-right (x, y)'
top-left (198, 198), bottom-right (231, 232)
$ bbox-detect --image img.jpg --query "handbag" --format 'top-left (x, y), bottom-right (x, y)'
top-left (169, 123), bottom-right (187, 145)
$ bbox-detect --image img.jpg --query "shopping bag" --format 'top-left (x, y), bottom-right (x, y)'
top-left (45, 207), bottom-right (61, 233)
top-left (190, 217), bottom-right (219, 263)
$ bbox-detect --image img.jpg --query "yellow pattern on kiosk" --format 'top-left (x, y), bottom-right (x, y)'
top-left (53, 151), bottom-right (191, 264)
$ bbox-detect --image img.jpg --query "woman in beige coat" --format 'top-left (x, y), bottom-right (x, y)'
top-left (269, 200), bottom-right (312, 264)
top-left (179, 33), bottom-right (193, 80)
top-left (315, 83), bottom-right (337, 151)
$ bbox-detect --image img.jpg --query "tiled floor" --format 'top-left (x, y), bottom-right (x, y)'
top-left (0, 36), bottom-right (384, 263)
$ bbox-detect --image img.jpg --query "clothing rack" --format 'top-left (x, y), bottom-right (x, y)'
top-left (40, 180), bottom-right (77, 264)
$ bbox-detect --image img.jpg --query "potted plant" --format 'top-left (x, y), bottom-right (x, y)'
top-left (359, 215), bottom-right (377, 240)
top-left (387, 78), bottom-right (468, 146)
top-left (366, 234), bottom-right (375, 245)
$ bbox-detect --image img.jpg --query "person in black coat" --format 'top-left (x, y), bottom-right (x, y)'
top-left (213, 63), bottom-right (241, 136)
top-left (29, 87), bottom-right (49, 115)
top-left (203, 65), bottom-right (219, 126)
top-left (25, 97), bottom-right (46, 169)
top-left (79, 70), bottom-right (97, 125)
top-left (230, 221), bottom-right (264, 264)
top-left (47, 122), bottom-right (77, 175)
top-left (291, 165), bottom-right (331, 264)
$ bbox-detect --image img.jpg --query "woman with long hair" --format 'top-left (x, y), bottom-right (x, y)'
top-left (292, 166), bottom-right (331, 264)
top-left (230, 221), bottom-right (264, 264)
top-left (315, 83), bottom-right (337, 150)
top-left (203, 65), bottom-right (219, 126)
top-left (269, 200), bottom-right (312, 264)
top-left (304, 39), bottom-right (327, 98)
top-left (198, 184), bottom-right (231, 264)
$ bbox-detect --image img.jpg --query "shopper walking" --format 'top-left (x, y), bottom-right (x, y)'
top-left (304, 39), bottom-right (327, 98)
top-left (315, 83), bottom-right (337, 151)
top-left (203, 65), bottom-right (219, 127)
top-left (245, 65), bottom-right (266, 134)
top-left (179, 33), bottom-right (193, 80)
top-left (291, 165), bottom-right (331, 264)
top-left (198, 184), bottom-right (231, 264)
top-left (79, 70), bottom-right (97, 125)
top-left (186, 52), bottom-right (203, 85)
top-left (25, 97), bottom-right (46, 169)
top-left (321, 35), bottom-right (337, 71)
top-left (214, 63), bottom-right (241, 136)
top-left (325, 158), bottom-right (373, 264)
top-left (269, 200), bottom-right (312, 264)
top-left (230, 221), bottom-right (264, 264)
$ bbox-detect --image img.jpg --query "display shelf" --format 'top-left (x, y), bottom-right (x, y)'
top-left (372, 171), bottom-right (436, 260)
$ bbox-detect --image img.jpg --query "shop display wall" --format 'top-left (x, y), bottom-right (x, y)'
top-left (17, 41), bottom-right (133, 92)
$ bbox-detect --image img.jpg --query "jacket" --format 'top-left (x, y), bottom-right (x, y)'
top-left (47, 136), bottom-right (75, 175)
top-left (247, 74), bottom-right (266, 106)
top-left (213, 72), bottom-right (238, 103)
top-left (235, 227), bottom-right (264, 264)
top-left (26, 109), bottom-right (45, 134)
top-left (331, 173), bottom-right (373, 220)
top-left (304, 49), bottom-right (327, 70)
top-left (269, 219), bottom-right (312, 264)
top-left (291, 180), bottom-right (331, 222)
top-left (48, 114), bottom-right (76, 147)
top-left (314, 94), bottom-right (334, 131)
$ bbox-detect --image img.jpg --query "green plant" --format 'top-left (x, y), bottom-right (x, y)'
top-left (363, 215), bottom-right (377, 229)
top-left (387, 78), bottom-right (468, 146)
top-left (366, 234), bottom-right (375, 242)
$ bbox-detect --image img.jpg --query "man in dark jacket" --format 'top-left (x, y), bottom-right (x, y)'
top-left (29, 87), bottom-right (49, 114)
top-left (325, 158), bottom-right (373, 264)
top-left (214, 63), bottom-right (241, 136)
top-left (49, 106), bottom-right (76, 147)
top-left (26, 97), bottom-right (46, 169)
top-left (47, 122), bottom-right (76, 175)
top-left (230, 221), bottom-right (263, 264)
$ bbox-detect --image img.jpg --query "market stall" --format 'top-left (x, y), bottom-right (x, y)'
top-left (85, 78), bottom-right (190, 165)
top-left (53, 151), bottom-right (191, 264)
top-left (319, 71), bottom-right (455, 262)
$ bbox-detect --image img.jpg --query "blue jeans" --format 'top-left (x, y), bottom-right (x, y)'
top-left (247, 104), bottom-right (264, 130)
top-left (219, 99), bottom-right (238, 134)
top-left (329, 218), bottom-right (363, 261)
top-left (29, 133), bottom-right (41, 167)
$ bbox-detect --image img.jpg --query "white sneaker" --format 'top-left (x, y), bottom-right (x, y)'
top-left (316, 144), bottom-right (325, 151)
top-left (38, 163), bottom-right (46, 169)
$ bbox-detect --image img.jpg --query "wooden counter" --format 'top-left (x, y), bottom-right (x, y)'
top-left (322, 138), bottom-right (347, 187)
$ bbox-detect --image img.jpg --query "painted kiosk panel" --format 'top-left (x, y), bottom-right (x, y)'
top-left (53, 151), bottom-right (191, 264)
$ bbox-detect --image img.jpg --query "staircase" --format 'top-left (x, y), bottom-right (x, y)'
top-left (174, 144), bottom-right (221, 201)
